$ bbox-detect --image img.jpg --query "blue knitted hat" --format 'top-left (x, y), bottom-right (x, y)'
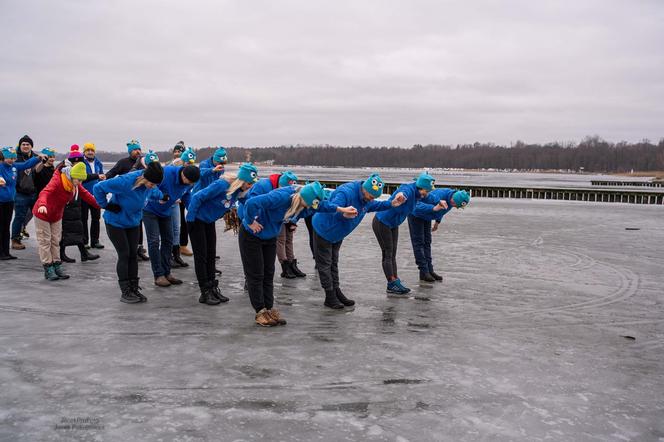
top-left (1, 147), bottom-right (17, 159)
top-left (300, 181), bottom-right (326, 209)
top-left (362, 173), bottom-right (384, 198)
top-left (213, 147), bottom-right (228, 164)
top-left (415, 172), bottom-right (435, 191)
top-left (41, 147), bottom-right (56, 157)
top-left (278, 170), bottom-right (298, 187)
top-left (453, 190), bottom-right (470, 208)
top-left (127, 140), bottom-right (141, 153)
top-left (180, 148), bottom-right (196, 164)
top-left (237, 163), bottom-right (259, 183)
top-left (144, 150), bottom-right (159, 165)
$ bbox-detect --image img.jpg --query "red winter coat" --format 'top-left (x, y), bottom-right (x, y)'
top-left (32, 170), bottom-right (99, 223)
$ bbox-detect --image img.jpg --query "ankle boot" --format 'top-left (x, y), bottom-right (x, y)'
top-left (199, 282), bottom-right (221, 305)
top-left (210, 279), bottom-right (229, 303)
top-left (420, 272), bottom-right (436, 282)
top-left (44, 263), bottom-right (59, 281)
top-left (280, 261), bottom-right (296, 279)
top-left (80, 245), bottom-right (99, 261)
top-left (60, 246), bottom-right (75, 263)
top-left (137, 245), bottom-right (149, 261)
top-left (430, 271), bottom-right (443, 281)
top-left (324, 289), bottom-right (344, 309)
top-left (53, 262), bottom-right (70, 280)
top-left (119, 280), bottom-right (141, 304)
top-left (172, 245), bottom-right (188, 267)
top-left (130, 278), bottom-right (147, 302)
top-left (335, 287), bottom-right (355, 306)
top-left (290, 259), bottom-right (306, 277)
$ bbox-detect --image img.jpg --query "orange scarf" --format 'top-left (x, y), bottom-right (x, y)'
top-left (61, 172), bottom-right (74, 192)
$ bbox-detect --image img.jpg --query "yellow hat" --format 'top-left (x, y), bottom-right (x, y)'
top-left (70, 162), bottom-right (88, 181)
top-left (83, 142), bottom-right (96, 152)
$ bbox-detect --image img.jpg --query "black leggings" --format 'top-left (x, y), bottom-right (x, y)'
top-left (0, 201), bottom-right (14, 256)
top-left (179, 203), bottom-right (188, 246)
top-left (314, 231), bottom-right (342, 292)
top-left (187, 220), bottom-right (216, 285)
top-left (106, 224), bottom-right (140, 282)
top-left (372, 216), bottom-right (399, 280)
top-left (304, 215), bottom-right (315, 260)
top-left (238, 225), bottom-right (277, 312)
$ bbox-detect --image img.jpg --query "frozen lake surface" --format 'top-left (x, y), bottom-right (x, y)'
top-left (1, 199), bottom-right (663, 441)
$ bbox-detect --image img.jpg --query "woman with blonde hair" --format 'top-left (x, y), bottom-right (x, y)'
top-left (240, 181), bottom-right (357, 327)
top-left (186, 163), bottom-right (258, 305)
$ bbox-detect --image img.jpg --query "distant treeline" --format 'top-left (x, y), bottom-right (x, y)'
top-left (97, 136), bottom-right (664, 173)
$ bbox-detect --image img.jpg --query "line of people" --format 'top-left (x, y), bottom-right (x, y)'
top-left (1, 136), bottom-right (471, 327)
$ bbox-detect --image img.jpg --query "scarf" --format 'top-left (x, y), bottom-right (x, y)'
top-left (60, 166), bottom-right (78, 199)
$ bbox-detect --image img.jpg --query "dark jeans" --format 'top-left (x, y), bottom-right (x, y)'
top-left (179, 203), bottom-right (188, 246)
top-left (81, 200), bottom-right (101, 245)
top-left (106, 224), bottom-right (140, 281)
top-left (304, 215), bottom-right (315, 260)
top-left (408, 215), bottom-right (433, 274)
top-left (372, 216), bottom-right (399, 280)
top-left (11, 192), bottom-right (35, 239)
top-left (187, 220), bottom-right (216, 285)
top-left (142, 210), bottom-right (173, 277)
top-left (314, 231), bottom-right (342, 292)
top-left (0, 201), bottom-right (14, 256)
top-left (238, 225), bottom-right (277, 312)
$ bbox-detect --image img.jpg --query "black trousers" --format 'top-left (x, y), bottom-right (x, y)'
top-left (372, 216), bottom-right (399, 280)
top-left (179, 203), bottom-right (188, 246)
top-left (0, 201), bottom-right (14, 257)
top-left (187, 220), bottom-right (216, 285)
top-left (304, 214), bottom-right (315, 260)
top-left (106, 224), bottom-right (140, 282)
top-left (314, 231), bottom-right (342, 292)
top-left (238, 225), bottom-right (277, 312)
top-left (81, 200), bottom-right (101, 245)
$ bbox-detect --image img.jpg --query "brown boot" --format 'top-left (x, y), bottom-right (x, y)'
top-left (179, 246), bottom-right (193, 256)
top-left (266, 308), bottom-right (287, 325)
top-left (255, 308), bottom-right (277, 327)
top-left (11, 239), bottom-right (25, 250)
top-left (165, 274), bottom-right (183, 285)
top-left (154, 276), bottom-right (171, 287)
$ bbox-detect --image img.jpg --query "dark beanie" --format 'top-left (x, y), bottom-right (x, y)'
top-left (182, 165), bottom-right (200, 182)
top-left (18, 135), bottom-right (33, 148)
top-left (143, 162), bottom-right (164, 184)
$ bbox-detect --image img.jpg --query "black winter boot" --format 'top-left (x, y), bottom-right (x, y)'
top-left (335, 287), bottom-right (355, 306)
top-left (290, 259), bottom-right (306, 277)
top-left (199, 281), bottom-right (221, 306)
top-left (120, 280), bottom-right (141, 304)
top-left (420, 272), bottom-right (436, 282)
top-left (130, 278), bottom-right (147, 302)
top-left (80, 245), bottom-right (99, 261)
top-left (210, 279), bottom-right (229, 303)
top-left (280, 261), bottom-right (296, 279)
top-left (324, 289), bottom-right (344, 309)
top-left (430, 271), bottom-right (443, 281)
top-left (172, 245), bottom-right (188, 267)
top-left (53, 262), bottom-right (70, 280)
top-left (60, 246), bottom-right (75, 263)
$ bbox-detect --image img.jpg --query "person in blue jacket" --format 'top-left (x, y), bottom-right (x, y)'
top-left (0, 147), bottom-right (43, 260)
top-left (240, 181), bottom-right (357, 327)
top-left (81, 142), bottom-right (106, 249)
top-left (143, 162), bottom-right (200, 288)
top-left (372, 171), bottom-right (436, 295)
top-left (193, 146), bottom-right (228, 193)
top-left (94, 156), bottom-right (164, 303)
top-left (312, 173), bottom-right (407, 308)
top-left (169, 146), bottom-right (197, 268)
top-left (94, 156), bottom-right (164, 304)
top-left (186, 163), bottom-right (259, 306)
top-left (408, 189), bottom-right (470, 283)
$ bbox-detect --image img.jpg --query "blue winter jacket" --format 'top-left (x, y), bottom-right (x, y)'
top-left (375, 182), bottom-right (424, 228)
top-left (93, 170), bottom-right (163, 228)
top-left (144, 166), bottom-right (194, 218)
top-left (192, 157), bottom-right (223, 193)
top-left (242, 186), bottom-right (338, 240)
top-left (82, 157), bottom-right (104, 193)
top-left (186, 179), bottom-right (240, 224)
top-left (411, 188), bottom-right (456, 222)
top-left (236, 176), bottom-right (276, 220)
top-left (312, 181), bottom-right (392, 244)
top-left (0, 157), bottom-right (41, 202)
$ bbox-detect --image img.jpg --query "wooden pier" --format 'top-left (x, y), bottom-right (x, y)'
top-left (591, 180), bottom-right (663, 188)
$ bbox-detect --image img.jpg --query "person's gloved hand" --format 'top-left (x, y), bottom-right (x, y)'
top-left (159, 193), bottom-right (170, 204)
top-left (105, 202), bottom-right (122, 213)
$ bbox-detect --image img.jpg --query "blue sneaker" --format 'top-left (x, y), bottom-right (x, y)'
top-left (387, 279), bottom-right (410, 295)
top-left (395, 279), bottom-right (411, 293)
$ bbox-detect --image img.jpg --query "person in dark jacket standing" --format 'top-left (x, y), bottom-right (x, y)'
top-left (106, 140), bottom-right (149, 261)
top-left (11, 135), bottom-right (38, 250)
top-left (81, 142), bottom-right (105, 249)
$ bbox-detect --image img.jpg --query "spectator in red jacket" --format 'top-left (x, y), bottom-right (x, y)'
top-left (32, 162), bottom-right (100, 281)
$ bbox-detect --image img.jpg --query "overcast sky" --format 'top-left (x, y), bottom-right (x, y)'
top-left (1, 0), bottom-right (662, 152)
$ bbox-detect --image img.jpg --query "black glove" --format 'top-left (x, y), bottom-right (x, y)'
top-left (105, 202), bottom-right (122, 213)
top-left (160, 193), bottom-right (170, 202)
